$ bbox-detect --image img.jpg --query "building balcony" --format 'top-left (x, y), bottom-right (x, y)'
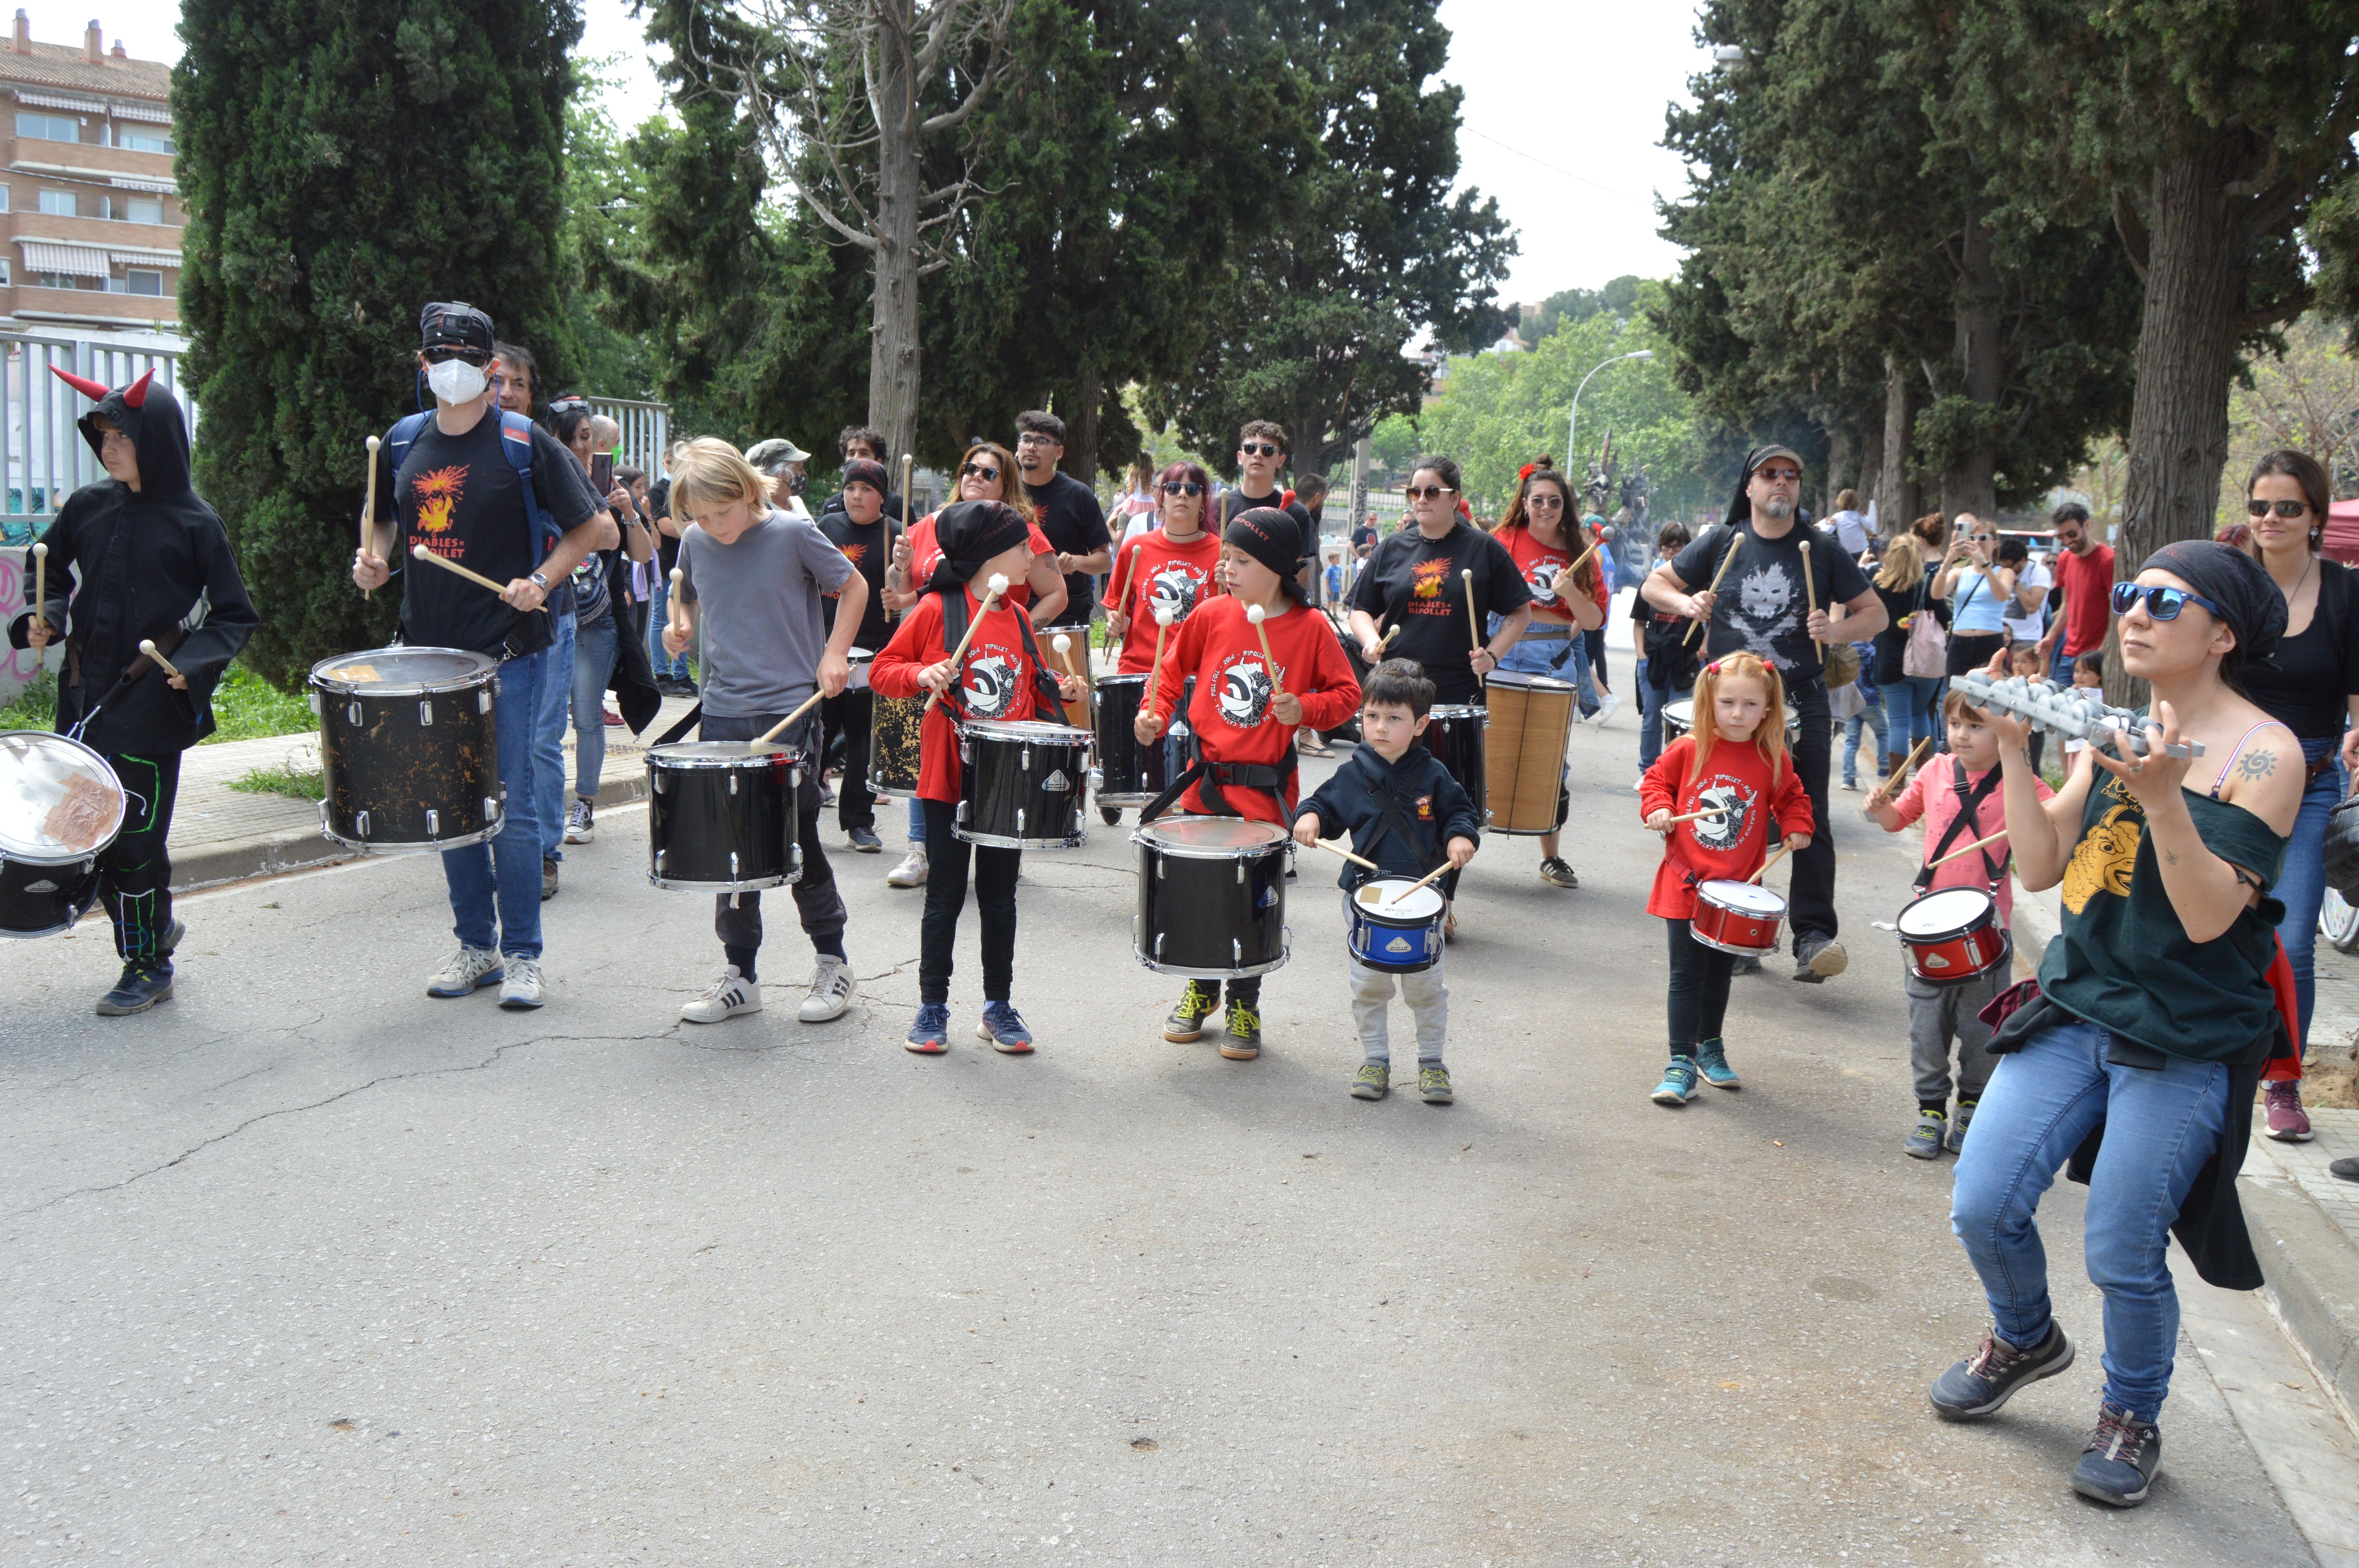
top-left (4, 136), bottom-right (173, 188)
top-left (3, 282), bottom-right (177, 326)
top-left (3, 211), bottom-right (180, 250)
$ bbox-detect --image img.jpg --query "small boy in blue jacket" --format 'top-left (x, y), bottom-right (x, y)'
top-left (1292, 659), bottom-right (1482, 1104)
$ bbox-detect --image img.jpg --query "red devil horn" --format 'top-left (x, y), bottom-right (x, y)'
top-left (121, 368), bottom-right (154, 408)
top-left (49, 365), bottom-right (110, 401)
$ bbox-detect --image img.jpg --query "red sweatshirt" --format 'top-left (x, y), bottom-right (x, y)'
top-left (904, 513), bottom-right (1056, 612)
top-left (1638, 735), bottom-right (1815, 919)
top-left (871, 584), bottom-right (1056, 804)
top-left (1109, 526), bottom-right (1225, 673)
top-left (1149, 595), bottom-right (1361, 824)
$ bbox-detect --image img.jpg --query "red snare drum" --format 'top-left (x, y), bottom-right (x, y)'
top-left (1895, 887), bottom-right (2008, 986)
top-left (1690, 878), bottom-right (1787, 956)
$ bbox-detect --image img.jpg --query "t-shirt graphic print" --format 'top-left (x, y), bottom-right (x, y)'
top-left (1729, 559), bottom-right (1805, 671)
top-left (960, 635), bottom-right (1029, 720)
top-left (1215, 650), bottom-right (1279, 728)
top-left (1686, 770), bottom-right (1759, 855)
top-left (413, 465), bottom-right (467, 543)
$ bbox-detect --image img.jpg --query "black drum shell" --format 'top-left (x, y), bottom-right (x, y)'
top-left (310, 664), bottom-right (502, 849)
top-left (868, 691), bottom-right (925, 800)
top-left (1133, 826), bottom-right (1289, 977)
top-left (1423, 705), bottom-right (1489, 826)
top-left (647, 749), bottom-right (802, 891)
top-left (0, 852), bottom-right (100, 938)
top-left (956, 724), bottom-right (1090, 848)
top-left (1092, 674), bottom-right (1190, 805)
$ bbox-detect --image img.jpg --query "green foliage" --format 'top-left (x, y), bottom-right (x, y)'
top-left (203, 665), bottom-right (317, 744)
top-left (1368, 413), bottom-right (1422, 479)
top-left (228, 759), bottom-right (327, 801)
top-left (0, 668), bottom-right (55, 732)
top-left (1528, 276), bottom-right (1643, 341)
top-left (175, 0), bottom-right (585, 684)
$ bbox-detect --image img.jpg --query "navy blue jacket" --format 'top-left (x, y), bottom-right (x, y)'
top-left (1293, 742), bottom-right (1481, 889)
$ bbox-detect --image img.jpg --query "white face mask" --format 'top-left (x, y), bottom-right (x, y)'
top-left (426, 357), bottom-right (488, 405)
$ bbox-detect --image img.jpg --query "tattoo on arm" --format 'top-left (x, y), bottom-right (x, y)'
top-left (2233, 748), bottom-right (2276, 781)
top-left (2163, 848), bottom-right (2179, 865)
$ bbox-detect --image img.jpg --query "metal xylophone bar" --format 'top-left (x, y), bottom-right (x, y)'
top-left (1954, 671), bottom-right (2205, 762)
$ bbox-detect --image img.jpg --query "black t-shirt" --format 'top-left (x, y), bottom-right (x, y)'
top-left (2244, 560), bottom-right (2359, 739)
top-left (1348, 520), bottom-right (1534, 704)
top-left (1665, 518), bottom-right (1872, 686)
top-left (1630, 586), bottom-right (1696, 692)
top-left (651, 477), bottom-right (680, 576)
top-left (1221, 486), bottom-right (1317, 571)
top-left (373, 412), bottom-right (601, 659)
top-left (1351, 523), bottom-right (1377, 554)
top-left (1023, 470), bottom-right (1110, 624)
top-left (1871, 582), bottom-right (1921, 684)
top-left (817, 510), bottom-right (899, 653)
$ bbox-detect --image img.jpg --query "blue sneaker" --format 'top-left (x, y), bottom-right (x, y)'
top-left (1651, 1055), bottom-right (1699, 1106)
top-left (976, 1001), bottom-right (1035, 1054)
top-left (906, 1002), bottom-right (950, 1054)
top-left (1929, 1321), bottom-right (2074, 1420)
top-left (2071, 1402), bottom-right (2162, 1507)
top-left (1694, 1041), bottom-right (1741, 1090)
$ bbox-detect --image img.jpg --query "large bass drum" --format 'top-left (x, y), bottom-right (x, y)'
top-left (646, 741), bottom-right (803, 891)
top-left (309, 647), bottom-right (503, 850)
top-left (1482, 670), bottom-right (1575, 835)
top-left (1132, 816), bottom-right (1290, 978)
top-left (0, 730), bottom-right (123, 938)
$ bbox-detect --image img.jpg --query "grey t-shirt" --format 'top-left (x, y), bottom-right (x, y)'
top-left (678, 508), bottom-right (855, 719)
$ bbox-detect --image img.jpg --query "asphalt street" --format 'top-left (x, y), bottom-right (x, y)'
top-left (0, 717), bottom-right (2321, 1564)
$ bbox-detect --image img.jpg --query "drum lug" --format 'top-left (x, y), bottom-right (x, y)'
top-left (1154, 930), bottom-right (1165, 960)
top-left (418, 700), bottom-right (434, 726)
top-left (652, 770), bottom-right (665, 795)
top-left (485, 795), bottom-right (500, 822)
top-left (425, 808), bottom-right (440, 838)
top-left (1235, 859), bottom-right (1244, 883)
top-left (1022, 744), bottom-right (1032, 770)
top-left (730, 851), bottom-right (740, 880)
top-left (956, 801), bottom-right (969, 824)
top-left (478, 688), bottom-right (493, 715)
top-left (1233, 936), bottom-right (1243, 966)
top-left (317, 798), bottom-right (331, 833)
top-left (347, 701), bottom-right (362, 727)
top-left (354, 809), bottom-right (369, 839)
top-left (1016, 808), bottom-right (1025, 833)
top-left (729, 773), bottom-right (738, 796)
top-left (307, 689), bottom-right (321, 716)
top-left (1088, 767), bottom-right (1103, 791)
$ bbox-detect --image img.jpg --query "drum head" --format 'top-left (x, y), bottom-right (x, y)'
top-left (1899, 887), bottom-right (1993, 937)
top-left (1140, 816), bottom-right (1289, 853)
top-left (1359, 878), bottom-right (1444, 921)
top-left (1429, 704), bottom-right (1487, 720)
top-left (1665, 699), bottom-right (1694, 726)
top-left (962, 718), bottom-right (1091, 744)
top-left (1698, 878), bottom-right (1786, 916)
top-left (0, 731), bottom-right (124, 857)
top-left (310, 646), bottom-right (494, 691)
top-left (650, 741), bottom-right (795, 764)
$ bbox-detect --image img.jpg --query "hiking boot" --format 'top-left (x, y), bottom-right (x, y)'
top-left (95, 962), bottom-right (172, 1016)
top-left (1946, 1100), bottom-right (1977, 1156)
top-left (847, 826), bottom-right (883, 854)
top-left (1694, 1041), bottom-right (1740, 1089)
top-left (2263, 1081), bottom-right (2313, 1142)
top-left (2071, 1403), bottom-right (2162, 1507)
top-left (907, 1002), bottom-right (950, 1054)
top-left (498, 956), bottom-right (545, 1009)
top-left (1350, 1061), bottom-right (1390, 1100)
top-left (1905, 1108), bottom-right (1947, 1160)
top-left (1928, 1322), bottom-right (2074, 1421)
top-left (976, 1000), bottom-right (1035, 1054)
top-left (541, 857), bottom-right (559, 900)
top-left (799, 956), bottom-right (854, 1022)
top-left (427, 945), bottom-right (504, 998)
top-left (1164, 979), bottom-right (1218, 1043)
top-left (1732, 955), bottom-right (1763, 976)
top-left (1794, 936), bottom-right (1846, 982)
top-left (1418, 1063), bottom-right (1453, 1103)
top-left (682, 965), bottom-right (761, 1024)
top-left (1539, 857), bottom-right (1579, 889)
top-left (564, 799), bottom-right (595, 844)
top-left (886, 845), bottom-right (928, 887)
top-left (1219, 997), bottom-right (1261, 1060)
top-left (1652, 1055), bottom-right (1699, 1105)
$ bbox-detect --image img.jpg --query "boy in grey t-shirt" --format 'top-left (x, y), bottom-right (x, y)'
top-left (665, 440), bottom-right (869, 1027)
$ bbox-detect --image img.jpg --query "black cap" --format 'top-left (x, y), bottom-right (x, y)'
top-left (420, 301), bottom-right (495, 355)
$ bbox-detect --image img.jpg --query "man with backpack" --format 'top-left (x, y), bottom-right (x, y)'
top-left (352, 301), bottom-right (612, 1009)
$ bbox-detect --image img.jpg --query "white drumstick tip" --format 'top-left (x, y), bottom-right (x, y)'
top-left (411, 543), bottom-right (432, 560)
top-left (987, 572), bottom-right (1009, 595)
top-left (1247, 604), bottom-right (1266, 625)
top-left (1052, 634), bottom-right (1071, 653)
top-left (31, 541), bottom-right (44, 559)
top-left (138, 638), bottom-right (156, 656)
top-left (669, 566), bottom-right (682, 586)
top-left (366, 434), bottom-right (380, 454)
top-left (1153, 604), bottom-right (1174, 627)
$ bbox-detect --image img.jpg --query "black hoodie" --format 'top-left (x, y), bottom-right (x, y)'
top-left (7, 372), bottom-right (258, 753)
top-left (1293, 740), bottom-right (1482, 889)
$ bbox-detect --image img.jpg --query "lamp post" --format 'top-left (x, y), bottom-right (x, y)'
top-left (1567, 349), bottom-right (1654, 476)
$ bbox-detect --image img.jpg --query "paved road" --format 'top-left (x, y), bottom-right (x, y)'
top-left (1, 717), bottom-right (2319, 1564)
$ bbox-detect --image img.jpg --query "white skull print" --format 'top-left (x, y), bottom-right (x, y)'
top-left (1732, 563), bottom-right (1800, 670)
top-left (1147, 564), bottom-right (1205, 622)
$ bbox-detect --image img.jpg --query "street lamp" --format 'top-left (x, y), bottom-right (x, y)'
top-left (1567, 349), bottom-right (1654, 476)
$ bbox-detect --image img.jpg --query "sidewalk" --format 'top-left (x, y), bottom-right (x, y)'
top-left (164, 693), bottom-right (700, 891)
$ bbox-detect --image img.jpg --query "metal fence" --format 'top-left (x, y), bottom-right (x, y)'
top-left (1, 331), bottom-right (189, 547)
top-left (590, 397), bottom-right (669, 477)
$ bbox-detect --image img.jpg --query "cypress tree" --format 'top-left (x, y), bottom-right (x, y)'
top-left (174, 0), bottom-right (584, 682)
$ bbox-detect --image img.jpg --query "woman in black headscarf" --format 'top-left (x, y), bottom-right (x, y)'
top-left (1926, 540), bottom-right (2303, 1509)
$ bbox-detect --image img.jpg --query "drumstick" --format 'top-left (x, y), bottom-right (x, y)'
top-left (1800, 539), bottom-right (1816, 620)
top-left (138, 638), bottom-right (181, 679)
top-left (1462, 568), bottom-right (1483, 684)
top-left (1924, 826), bottom-right (2011, 871)
top-left (667, 567), bottom-right (687, 635)
top-left (1386, 858), bottom-right (1455, 906)
top-left (31, 541), bottom-right (45, 633)
top-left (1555, 534), bottom-right (1607, 591)
top-left (411, 542), bottom-right (518, 599)
top-left (755, 688), bottom-right (825, 745)
top-left (1683, 531), bottom-right (1743, 646)
top-left (892, 455), bottom-right (912, 622)
top-left (1663, 804), bottom-right (1730, 824)
top-left (1246, 603), bottom-right (1287, 701)
top-left (1141, 603), bottom-right (1174, 722)
top-left (922, 572), bottom-right (1009, 714)
top-left (1747, 844), bottom-right (1794, 885)
top-left (1305, 837), bottom-right (1381, 872)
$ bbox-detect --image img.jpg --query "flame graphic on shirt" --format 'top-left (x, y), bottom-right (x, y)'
top-left (412, 465), bottom-right (467, 535)
top-left (840, 542), bottom-right (868, 568)
top-left (1410, 558), bottom-right (1450, 599)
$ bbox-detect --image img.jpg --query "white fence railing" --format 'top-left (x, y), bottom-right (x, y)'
top-left (591, 397), bottom-right (669, 478)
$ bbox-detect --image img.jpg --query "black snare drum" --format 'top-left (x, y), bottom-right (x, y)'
top-left (309, 647), bottom-right (503, 850)
top-left (956, 719), bottom-right (1092, 848)
top-left (0, 730), bottom-right (122, 938)
top-left (646, 741), bottom-right (803, 891)
top-left (1091, 673), bottom-right (1187, 806)
top-left (868, 691), bottom-right (925, 800)
top-left (1423, 704), bottom-right (1489, 824)
top-left (1132, 816), bottom-right (1290, 977)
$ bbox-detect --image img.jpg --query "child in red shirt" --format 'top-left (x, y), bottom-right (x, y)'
top-left (871, 499), bottom-right (1082, 1057)
top-left (1134, 506), bottom-right (1361, 1059)
top-left (1639, 652), bottom-right (1814, 1105)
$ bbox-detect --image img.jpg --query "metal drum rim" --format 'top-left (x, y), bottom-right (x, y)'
top-left (322, 821), bottom-right (503, 855)
top-left (647, 871), bottom-right (797, 893)
top-left (953, 828), bottom-right (1086, 849)
top-left (1896, 887), bottom-right (1996, 940)
top-left (0, 729), bottom-right (125, 864)
top-left (1132, 816), bottom-right (1291, 858)
top-left (1131, 931), bottom-right (1291, 979)
top-left (307, 645), bottom-right (499, 697)
top-left (958, 718), bottom-right (1094, 744)
top-left (647, 744), bottom-right (802, 771)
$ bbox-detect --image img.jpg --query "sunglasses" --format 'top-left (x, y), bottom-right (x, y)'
top-left (2246, 498), bottom-right (2310, 519)
top-left (1404, 485), bottom-right (1454, 501)
top-left (545, 396), bottom-right (589, 415)
top-left (2111, 581), bottom-right (2226, 622)
top-left (1240, 443), bottom-right (1282, 458)
top-left (1525, 492), bottom-right (1564, 508)
top-left (423, 347), bottom-right (491, 367)
top-left (1754, 464), bottom-right (1801, 483)
top-left (960, 463), bottom-right (1001, 482)
top-left (1161, 480), bottom-right (1205, 497)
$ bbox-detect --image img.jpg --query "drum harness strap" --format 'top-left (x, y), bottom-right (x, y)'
top-left (1914, 757), bottom-right (2006, 894)
top-left (939, 586), bottom-right (1066, 730)
top-left (1138, 750), bottom-right (1298, 827)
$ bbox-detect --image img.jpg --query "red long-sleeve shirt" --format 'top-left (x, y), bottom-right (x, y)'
top-left (1149, 595), bottom-right (1360, 824)
top-left (1638, 735), bottom-right (1815, 919)
top-left (871, 584), bottom-right (1056, 804)
top-left (1109, 527), bottom-right (1225, 673)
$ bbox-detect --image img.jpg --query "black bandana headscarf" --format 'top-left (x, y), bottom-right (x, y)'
top-left (2142, 539), bottom-right (2286, 680)
top-left (842, 458), bottom-right (889, 496)
top-left (1223, 508), bottom-right (1309, 603)
top-left (925, 499), bottom-right (1031, 595)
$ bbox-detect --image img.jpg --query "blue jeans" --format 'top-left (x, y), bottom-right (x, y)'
top-left (536, 611), bottom-right (574, 861)
top-left (1637, 656), bottom-right (1665, 769)
top-left (2048, 639), bottom-right (2079, 688)
top-left (1492, 622), bottom-right (1596, 713)
top-left (441, 645), bottom-right (554, 958)
top-left (1882, 674), bottom-right (1940, 756)
top-left (571, 613), bottom-right (619, 798)
top-left (2276, 738), bottom-right (2346, 1049)
top-left (646, 577), bottom-right (689, 680)
top-left (1950, 1020), bottom-right (2230, 1421)
top-left (908, 797), bottom-right (926, 844)
top-left (1841, 701), bottom-right (1887, 784)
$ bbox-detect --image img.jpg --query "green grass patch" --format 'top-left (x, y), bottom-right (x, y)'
top-left (0, 668), bottom-right (56, 732)
top-left (204, 664), bottom-right (314, 744)
top-left (228, 758), bottom-right (325, 801)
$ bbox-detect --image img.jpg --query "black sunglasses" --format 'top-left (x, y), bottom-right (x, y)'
top-left (1240, 442), bottom-right (1282, 458)
top-left (2246, 498), bottom-right (2309, 519)
top-left (423, 347), bottom-right (490, 367)
top-left (960, 463), bottom-right (1001, 482)
top-left (1161, 480), bottom-right (1204, 497)
top-left (545, 396), bottom-right (589, 415)
top-left (1404, 484), bottom-right (1454, 501)
top-left (2110, 581), bottom-right (2226, 622)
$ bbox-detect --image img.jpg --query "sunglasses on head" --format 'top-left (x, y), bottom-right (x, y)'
top-left (545, 396), bottom-right (589, 415)
top-left (960, 463), bottom-right (1001, 482)
top-left (2111, 581), bottom-right (2225, 622)
top-left (1161, 480), bottom-right (1204, 497)
top-left (2247, 498), bottom-right (2309, 519)
top-left (1240, 442), bottom-right (1282, 458)
top-left (423, 346), bottom-right (490, 367)
top-left (1403, 484), bottom-right (1454, 501)
top-left (1754, 464), bottom-right (1801, 483)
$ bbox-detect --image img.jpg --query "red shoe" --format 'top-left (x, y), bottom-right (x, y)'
top-left (2263, 1081), bottom-right (2313, 1142)
top-left (603, 708), bottom-right (624, 728)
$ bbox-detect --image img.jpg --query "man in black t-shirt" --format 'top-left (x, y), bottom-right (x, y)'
top-left (1219, 420), bottom-right (1317, 594)
top-left (1013, 410), bottom-right (1111, 624)
top-left (1643, 443), bottom-right (1888, 984)
top-left (354, 301), bottom-right (612, 1011)
top-left (816, 458), bottom-right (899, 851)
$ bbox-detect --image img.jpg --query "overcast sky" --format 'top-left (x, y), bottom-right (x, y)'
top-left (89, 0), bottom-right (1705, 304)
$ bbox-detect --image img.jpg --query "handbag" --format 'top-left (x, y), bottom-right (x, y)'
top-left (1902, 573), bottom-right (1948, 678)
top-left (1821, 640), bottom-right (1860, 689)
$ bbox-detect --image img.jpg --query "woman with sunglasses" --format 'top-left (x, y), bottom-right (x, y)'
top-left (1931, 514), bottom-right (2014, 677)
top-left (1097, 462), bottom-right (1225, 825)
top-left (2227, 450), bottom-right (2359, 1142)
top-left (879, 441), bottom-right (1065, 889)
top-left (1933, 541), bottom-right (2301, 1508)
top-left (1490, 465), bottom-right (1605, 888)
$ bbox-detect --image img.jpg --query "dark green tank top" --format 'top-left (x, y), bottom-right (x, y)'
top-left (2037, 724), bottom-right (2287, 1063)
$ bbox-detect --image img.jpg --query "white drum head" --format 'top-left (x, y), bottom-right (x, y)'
top-left (1899, 886), bottom-right (1993, 937)
top-left (1665, 699), bottom-right (1695, 726)
top-left (1698, 878), bottom-right (1785, 916)
top-left (848, 647), bottom-right (874, 690)
top-left (1142, 817), bottom-right (1289, 852)
top-left (961, 718), bottom-right (1092, 744)
top-left (1359, 878), bottom-right (1445, 921)
top-left (0, 731), bottom-right (123, 857)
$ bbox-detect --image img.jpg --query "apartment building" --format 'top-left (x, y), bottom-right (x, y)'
top-left (0, 10), bottom-right (179, 342)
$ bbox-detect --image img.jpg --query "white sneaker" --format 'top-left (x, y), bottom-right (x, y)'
top-left (886, 846), bottom-right (929, 888)
top-left (799, 955), bottom-right (855, 1022)
top-left (1633, 775), bottom-right (1649, 793)
top-left (1593, 692), bottom-right (1623, 726)
top-left (498, 956), bottom-right (545, 1009)
top-left (426, 945), bottom-right (504, 998)
top-left (563, 799), bottom-right (594, 843)
top-left (682, 965), bottom-right (762, 1024)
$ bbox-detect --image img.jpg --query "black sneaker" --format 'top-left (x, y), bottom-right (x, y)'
top-left (1100, 805), bottom-right (1123, 827)
top-left (2071, 1403), bottom-right (2161, 1507)
top-left (1219, 997), bottom-right (1262, 1060)
top-left (1928, 1322), bottom-right (2075, 1421)
top-left (96, 962), bottom-right (174, 1016)
top-left (1732, 956), bottom-right (1763, 976)
top-left (847, 826), bottom-right (883, 853)
top-left (1539, 857), bottom-right (1578, 889)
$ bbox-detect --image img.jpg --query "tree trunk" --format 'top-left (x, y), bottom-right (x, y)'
top-left (1823, 423), bottom-right (1854, 517)
top-left (865, 16), bottom-right (923, 469)
top-left (1292, 417), bottom-right (1325, 494)
top-left (1941, 207), bottom-right (2002, 519)
top-left (1063, 357), bottom-right (1103, 485)
top-left (1857, 417), bottom-right (1885, 523)
top-left (1879, 352), bottom-right (1918, 535)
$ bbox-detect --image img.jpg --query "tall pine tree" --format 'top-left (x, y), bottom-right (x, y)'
top-left (175, 0), bottom-right (584, 680)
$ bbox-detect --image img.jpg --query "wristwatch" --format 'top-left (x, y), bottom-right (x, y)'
top-left (529, 571), bottom-right (550, 591)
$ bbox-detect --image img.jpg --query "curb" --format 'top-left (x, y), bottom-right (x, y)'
top-left (2240, 1168), bottom-right (2359, 1434)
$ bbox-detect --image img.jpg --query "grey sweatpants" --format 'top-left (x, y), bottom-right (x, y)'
top-left (1904, 932), bottom-right (2011, 1105)
top-left (1350, 955), bottom-right (1448, 1064)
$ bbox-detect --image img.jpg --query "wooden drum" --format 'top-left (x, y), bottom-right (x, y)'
top-left (1481, 670), bottom-right (1576, 835)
